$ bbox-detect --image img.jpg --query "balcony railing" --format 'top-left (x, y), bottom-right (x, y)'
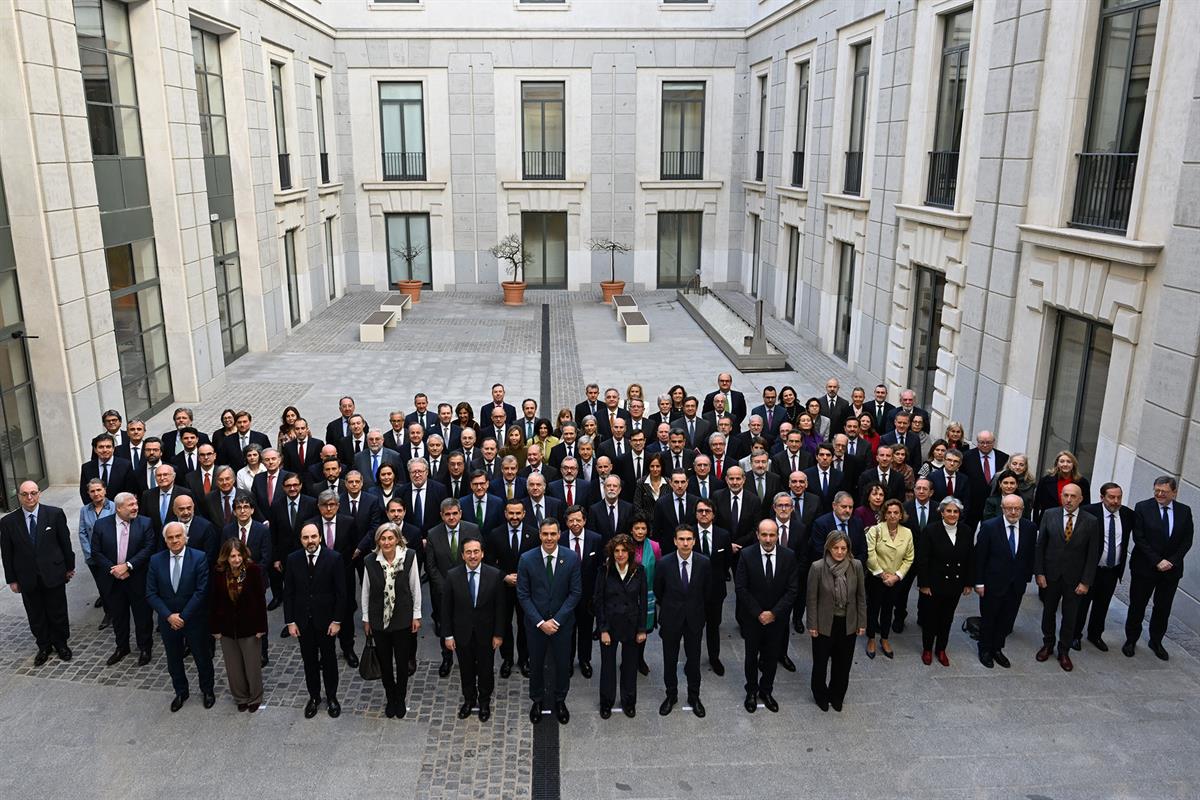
top-left (277, 153), bottom-right (291, 190)
top-left (791, 150), bottom-right (805, 187)
top-left (381, 151), bottom-right (427, 182)
top-left (522, 150), bottom-right (565, 180)
top-left (843, 150), bottom-right (863, 196)
top-left (925, 150), bottom-right (959, 209)
top-left (1070, 152), bottom-right (1138, 234)
top-left (319, 152), bottom-right (330, 185)
top-left (754, 150), bottom-right (764, 182)
top-left (660, 150), bottom-right (704, 180)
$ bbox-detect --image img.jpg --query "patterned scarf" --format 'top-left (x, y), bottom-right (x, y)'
top-left (380, 548), bottom-right (405, 629)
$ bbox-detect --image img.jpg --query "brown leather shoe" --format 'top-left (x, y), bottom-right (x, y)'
top-left (1035, 645), bottom-right (1053, 662)
top-left (1058, 653), bottom-right (1073, 672)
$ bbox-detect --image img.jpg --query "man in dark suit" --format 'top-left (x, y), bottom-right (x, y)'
top-left (203, 467), bottom-right (239, 529)
top-left (184, 443), bottom-right (220, 499)
top-left (1074, 483), bottom-right (1134, 651)
top-left (772, 431), bottom-right (815, 480)
top-left (427, 498), bottom-right (483, 677)
top-left (654, 471), bottom-right (699, 548)
top-left (336, 414), bottom-right (370, 467)
top-left (115, 418), bottom-right (146, 474)
top-left (217, 411), bottom-right (271, 470)
top-left (146, 522), bottom-right (215, 711)
top-left (140, 464), bottom-right (193, 536)
top-left (490, 457), bottom-right (527, 502)
top-left (169, 494), bottom-right (220, 565)
top-left (960, 430), bottom-right (1008, 518)
top-left (747, 452), bottom-right (785, 518)
top-left (693, 499), bottom-right (731, 673)
top-left (574, 384), bottom-right (602, 427)
top-left (444, 537), bottom-right (506, 721)
top-left (513, 398), bottom-right (543, 443)
top-left (284, 522), bottom-right (348, 718)
top-left (91, 492), bottom-right (155, 666)
top-left (672, 396), bottom-right (712, 450)
top-left (549, 457), bottom-right (592, 511)
top-left (785, 472), bottom-right (821, 553)
top-left (251, 449), bottom-right (293, 521)
top-left (517, 518), bottom-right (582, 725)
top-left (868, 384), bottom-right (896, 434)
top-left (879, 413), bottom-right (921, 471)
top-left (269, 473), bottom-right (317, 619)
top-left (884, 389), bottom-right (929, 435)
top-left (400, 458), bottom-right (448, 534)
top-left (308, 456), bottom-right (346, 500)
top-left (395, 423), bottom-right (428, 469)
top-left (222, 495), bottom-right (273, 579)
top-left (766, 492), bottom-right (802, 669)
top-left (522, 473), bottom-right (565, 528)
top-left (488, 498), bottom-right (539, 678)
top-left (405, 392), bottom-right (439, 430)
top-left (561, 507), bottom-right (602, 678)
top-left (160, 408), bottom-right (210, 461)
top-left (1034, 482), bottom-right (1100, 671)
top-left (324, 396), bottom-right (361, 452)
top-left (1124, 477), bottom-right (1194, 661)
top-left (433, 403), bottom-right (463, 453)
top-left (701, 396), bottom-right (740, 437)
top-left (306, 491), bottom-right (358, 665)
top-left (444, 452), bottom-right (471, 499)
top-left (132, 436), bottom-right (165, 495)
top-left (480, 383), bottom-right (517, 428)
top-left (1, 482), bottom-right (75, 665)
top-left (840, 418), bottom-right (871, 463)
top-left (588, 474), bottom-right (633, 544)
top-left (735, 519), bottom-right (799, 713)
top-left (804, 445), bottom-right (843, 515)
top-left (79, 433), bottom-right (135, 504)
top-left (703, 373), bottom-right (747, 427)
top-left (714, 466), bottom-right (759, 548)
top-left (818, 378), bottom-right (849, 424)
top-left (857, 445), bottom-right (908, 503)
top-left (340, 471), bottom-right (384, 566)
top-left (974, 494), bottom-right (1037, 668)
top-left (830, 435), bottom-right (865, 492)
top-left (688, 454), bottom-right (724, 502)
top-left (382, 411), bottom-right (408, 455)
top-left (810, 492), bottom-right (868, 567)
top-left (547, 425), bottom-right (578, 470)
top-left (895, 478), bottom-right (936, 632)
top-left (461, 470), bottom-right (504, 538)
top-left (282, 418), bottom-right (324, 476)
top-left (654, 525), bottom-right (711, 717)
top-left (170, 427), bottom-right (204, 478)
top-left (520, 443), bottom-right (559, 483)
top-left (928, 449), bottom-right (971, 513)
top-left (705, 433), bottom-right (735, 484)
top-left (750, 386), bottom-right (785, 441)
top-left (597, 418), bottom-right (631, 464)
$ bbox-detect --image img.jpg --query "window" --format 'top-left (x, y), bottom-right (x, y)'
top-left (316, 75), bottom-right (330, 184)
top-left (75, 0), bottom-right (142, 157)
top-left (191, 29), bottom-right (228, 157)
top-left (657, 211), bottom-right (701, 288)
top-left (845, 41), bottom-right (871, 196)
top-left (1071, 0), bottom-right (1159, 233)
top-left (927, 8), bottom-right (971, 208)
top-left (755, 75), bottom-right (767, 181)
top-left (1040, 314), bottom-right (1113, 478)
top-left (325, 217), bottom-right (337, 300)
top-left (107, 239), bottom-right (173, 416)
top-left (522, 82), bottom-right (565, 179)
top-left (784, 225), bottom-right (799, 324)
top-left (270, 62), bottom-right (291, 189)
top-left (386, 213), bottom-right (432, 286)
top-left (907, 267), bottom-right (946, 408)
top-left (211, 219), bottom-right (247, 363)
top-left (380, 83), bottom-right (426, 181)
top-left (661, 82), bottom-right (705, 179)
top-left (834, 243), bottom-right (856, 360)
top-left (792, 62), bottom-right (809, 187)
top-left (749, 214), bottom-right (761, 297)
top-left (521, 212), bottom-right (568, 288)
top-left (283, 230), bottom-right (301, 327)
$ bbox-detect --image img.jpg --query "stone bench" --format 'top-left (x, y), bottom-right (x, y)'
top-left (620, 310), bottom-right (649, 343)
top-left (380, 293), bottom-right (412, 320)
top-left (359, 310), bottom-right (395, 342)
top-left (613, 294), bottom-right (637, 319)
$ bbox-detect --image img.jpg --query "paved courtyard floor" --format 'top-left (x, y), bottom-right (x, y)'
top-left (6, 290), bottom-right (1200, 799)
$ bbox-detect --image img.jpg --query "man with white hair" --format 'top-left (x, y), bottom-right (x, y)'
top-left (91, 492), bottom-right (156, 666)
top-left (146, 521), bottom-right (215, 711)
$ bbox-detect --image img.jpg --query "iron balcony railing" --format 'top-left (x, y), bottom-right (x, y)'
top-left (925, 150), bottom-right (959, 209)
top-left (381, 151), bottom-right (427, 181)
top-left (843, 150), bottom-right (863, 196)
top-left (661, 150), bottom-right (704, 180)
top-left (522, 150), bottom-right (565, 180)
top-left (1070, 152), bottom-right (1138, 234)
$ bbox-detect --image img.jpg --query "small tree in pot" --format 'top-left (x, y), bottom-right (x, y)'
top-left (390, 241), bottom-right (428, 303)
top-left (588, 237), bottom-right (631, 303)
top-left (490, 234), bottom-right (532, 306)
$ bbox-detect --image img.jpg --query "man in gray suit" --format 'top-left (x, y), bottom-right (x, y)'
top-left (1034, 483), bottom-right (1100, 672)
top-left (355, 430), bottom-right (403, 489)
top-left (425, 498), bottom-right (481, 678)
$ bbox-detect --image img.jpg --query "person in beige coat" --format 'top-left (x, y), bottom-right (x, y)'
top-left (806, 531), bottom-right (866, 712)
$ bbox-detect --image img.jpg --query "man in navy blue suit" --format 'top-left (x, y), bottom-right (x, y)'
top-left (251, 449), bottom-right (293, 522)
top-left (974, 494), bottom-right (1037, 668)
top-left (401, 458), bottom-right (449, 534)
top-left (146, 522), bottom-right (215, 710)
top-left (91, 492), bottom-right (156, 666)
top-left (523, 474), bottom-right (565, 528)
top-left (285, 522), bottom-right (348, 719)
top-left (169, 494), bottom-right (220, 564)
top-left (79, 433), bottom-right (136, 504)
top-left (654, 525), bottom-right (712, 717)
top-left (750, 385), bottom-right (785, 441)
top-left (480, 383), bottom-right (517, 428)
top-left (461, 470), bottom-right (504, 537)
top-left (588, 474), bottom-right (633, 544)
top-left (405, 392), bottom-right (440, 430)
top-left (810, 492), bottom-right (867, 567)
top-left (517, 518), bottom-right (582, 725)
top-left (1124, 476), bottom-right (1195, 661)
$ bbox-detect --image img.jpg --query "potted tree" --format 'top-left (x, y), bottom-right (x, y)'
top-left (490, 234), bottom-right (531, 306)
top-left (588, 237), bottom-right (631, 303)
top-left (390, 241), bottom-right (427, 303)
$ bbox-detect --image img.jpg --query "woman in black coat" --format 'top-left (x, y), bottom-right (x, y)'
top-left (593, 533), bottom-right (649, 718)
top-left (1032, 449), bottom-right (1091, 523)
top-left (917, 497), bottom-right (974, 666)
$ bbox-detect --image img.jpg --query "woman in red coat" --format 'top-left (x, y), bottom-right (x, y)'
top-left (209, 538), bottom-right (269, 711)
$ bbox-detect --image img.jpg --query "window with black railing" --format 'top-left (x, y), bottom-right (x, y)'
top-left (844, 42), bottom-right (870, 196)
top-left (925, 150), bottom-right (959, 209)
top-left (522, 150), bottom-right (564, 180)
top-left (380, 82), bottom-right (426, 182)
top-left (843, 151), bottom-right (862, 196)
top-left (320, 152), bottom-right (330, 185)
top-left (791, 151), bottom-right (805, 187)
top-left (270, 62), bottom-right (290, 189)
top-left (381, 151), bottom-right (426, 181)
top-left (522, 82), bottom-right (565, 179)
top-left (754, 74), bottom-right (767, 181)
top-left (1070, 0), bottom-right (1158, 234)
top-left (662, 81), bottom-right (705, 179)
top-left (277, 152), bottom-right (291, 190)
top-left (754, 150), bottom-right (764, 182)
top-left (792, 61), bottom-right (809, 187)
top-left (926, 8), bottom-right (971, 208)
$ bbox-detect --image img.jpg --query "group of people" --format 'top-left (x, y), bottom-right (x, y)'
top-left (0, 375), bottom-right (1193, 721)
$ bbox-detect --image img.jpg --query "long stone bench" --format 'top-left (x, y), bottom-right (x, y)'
top-left (613, 293), bottom-right (637, 319)
top-left (359, 310), bottom-right (395, 342)
top-left (380, 293), bottom-right (412, 320)
top-left (619, 310), bottom-right (649, 342)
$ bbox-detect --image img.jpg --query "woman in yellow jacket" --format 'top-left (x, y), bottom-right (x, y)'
top-left (865, 499), bottom-right (915, 659)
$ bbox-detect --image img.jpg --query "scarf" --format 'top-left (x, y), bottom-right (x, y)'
top-left (380, 548), bottom-right (405, 629)
top-left (225, 566), bottom-right (246, 603)
top-left (825, 553), bottom-right (850, 609)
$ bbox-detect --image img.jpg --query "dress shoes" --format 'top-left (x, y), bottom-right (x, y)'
top-left (978, 651), bottom-right (994, 669)
top-left (500, 660), bottom-right (513, 679)
top-left (579, 661), bottom-right (593, 679)
top-left (519, 660), bottom-right (531, 678)
top-left (478, 702), bottom-right (490, 722)
top-left (936, 650), bottom-right (950, 667)
top-left (56, 646), bottom-right (72, 662)
top-left (892, 617), bottom-right (906, 634)
top-left (743, 693), bottom-right (757, 713)
top-left (554, 701), bottom-right (570, 724)
top-left (261, 655), bottom-right (269, 668)
top-left (99, 614), bottom-right (111, 631)
top-left (992, 651), bottom-right (1011, 669)
top-left (343, 649), bottom-right (359, 669)
top-left (865, 642), bottom-right (877, 660)
top-left (327, 698), bottom-right (341, 718)
top-left (816, 697), bottom-right (830, 712)
top-left (1122, 640), bottom-right (1136, 657)
top-left (779, 654), bottom-right (797, 672)
top-left (106, 647), bottom-right (130, 666)
top-left (623, 704), bottom-right (636, 718)
top-left (137, 649), bottom-right (152, 666)
top-left (659, 695), bottom-right (677, 716)
top-left (921, 649), bottom-right (932, 666)
top-left (457, 702), bottom-right (473, 719)
top-left (408, 657), bottom-right (417, 676)
top-left (1035, 645), bottom-right (1054, 662)
top-left (33, 648), bottom-right (51, 667)
top-left (1058, 653), bottom-right (1073, 672)
top-left (529, 701), bottom-right (543, 724)
top-left (1088, 636), bottom-right (1109, 652)
top-left (170, 694), bottom-right (189, 712)
top-left (1070, 638), bottom-right (1082, 652)
top-left (203, 693), bottom-right (216, 709)
top-left (637, 659), bottom-right (650, 676)
top-left (266, 598), bottom-right (282, 611)
top-left (830, 700), bottom-right (843, 713)
top-left (237, 704), bottom-right (248, 712)
top-left (304, 698), bottom-right (321, 718)
top-left (280, 626), bottom-right (291, 639)
top-left (760, 692), bottom-right (779, 713)
top-left (395, 700), bottom-right (407, 719)
top-left (1150, 641), bottom-right (1170, 661)
top-left (248, 703), bottom-right (260, 713)
top-left (599, 705), bottom-right (612, 719)
top-left (438, 657), bottom-right (453, 678)
top-left (93, 596), bottom-right (105, 608)
top-left (710, 657), bottom-right (725, 676)
top-left (880, 642), bottom-right (894, 659)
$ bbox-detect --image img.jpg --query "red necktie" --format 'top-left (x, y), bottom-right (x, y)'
top-left (947, 474), bottom-right (954, 494)
top-left (574, 537), bottom-right (582, 559)
top-left (298, 440), bottom-right (305, 464)
top-left (715, 460), bottom-right (722, 480)
top-left (982, 455), bottom-right (991, 482)
top-left (566, 483), bottom-right (574, 506)
top-left (267, 473), bottom-right (276, 504)
top-left (203, 472), bottom-right (211, 494)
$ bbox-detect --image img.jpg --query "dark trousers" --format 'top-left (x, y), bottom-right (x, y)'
top-left (1125, 570), bottom-right (1180, 646)
top-left (599, 634), bottom-right (638, 708)
top-left (297, 620), bottom-right (339, 701)
top-left (920, 590), bottom-right (961, 653)
top-left (1075, 565), bottom-right (1121, 641)
top-left (268, 563), bottom-right (284, 604)
top-left (894, 566), bottom-right (920, 624)
top-left (104, 579), bottom-right (153, 652)
top-left (865, 574), bottom-right (901, 640)
top-left (160, 621), bottom-right (214, 697)
top-left (660, 624), bottom-right (702, 699)
top-left (793, 568), bottom-right (808, 631)
top-left (1040, 577), bottom-right (1081, 652)
top-left (811, 616), bottom-right (855, 706)
top-left (742, 620), bottom-right (786, 695)
top-left (338, 571), bottom-right (357, 654)
top-left (704, 595), bottom-right (724, 660)
top-left (453, 631), bottom-right (496, 704)
top-left (528, 622), bottom-right (574, 702)
top-left (571, 600), bottom-right (595, 666)
top-left (373, 628), bottom-right (415, 700)
top-left (978, 583), bottom-right (1025, 655)
top-left (499, 585), bottom-right (529, 665)
top-left (19, 577), bottom-right (70, 650)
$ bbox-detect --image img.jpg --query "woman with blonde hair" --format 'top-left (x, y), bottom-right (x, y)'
top-left (807, 530), bottom-right (867, 712)
top-left (864, 500), bottom-right (914, 659)
top-left (1033, 450), bottom-right (1090, 522)
top-left (362, 522), bottom-right (421, 719)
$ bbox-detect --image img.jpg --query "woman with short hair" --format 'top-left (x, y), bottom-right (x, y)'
top-left (361, 523), bottom-right (421, 719)
top-left (917, 497), bottom-right (974, 666)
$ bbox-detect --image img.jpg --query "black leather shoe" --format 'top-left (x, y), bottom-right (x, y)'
top-left (344, 650), bottom-right (359, 669)
top-left (779, 654), bottom-right (796, 672)
top-left (760, 692), bottom-right (779, 713)
top-left (659, 695), bottom-right (676, 716)
top-left (1071, 638), bottom-right (1082, 652)
top-left (816, 697), bottom-right (830, 712)
top-left (993, 651), bottom-right (1011, 669)
top-left (478, 702), bottom-right (490, 722)
top-left (623, 704), bottom-right (636, 718)
top-left (280, 626), bottom-right (291, 639)
top-left (137, 650), bottom-right (152, 666)
top-left (106, 647), bottom-right (130, 666)
top-left (267, 598), bottom-right (282, 611)
top-left (978, 651), bottom-right (994, 669)
top-left (529, 701), bottom-right (543, 724)
top-left (637, 659), bottom-right (650, 676)
top-left (203, 693), bottom-right (216, 709)
top-left (1122, 640), bottom-right (1136, 657)
top-left (408, 657), bottom-right (417, 676)
top-left (519, 661), bottom-right (530, 678)
top-left (395, 700), bottom-right (407, 719)
top-left (33, 648), bottom-right (51, 667)
top-left (1150, 641), bottom-right (1169, 661)
top-left (690, 697), bottom-right (706, 718)
top-left (237, 704), bottom-right (248, 712)
top-left (710, 658), bottom-right (725, 676)
top-left (599, 706), bottom-right (612, 719)
top-left (580, 661), bottom-right (593, 679)
top-left (327, 699), bottom-right (341, 718)
top-left (55, 646), bottom-right (72, 662)
top-left (500, 660), bottom-right (513, 678)
top-left (743, 693), bottom-right (757, 713)
top-left (458, 702), bottom-right (473, 719)
top-left (892, 618), bottom-right (906, 634)
top-left (438, 657), bottom-right (452, 678)
top-left (99, 614), bottom-right (111, 630)
top-left (554, 700), bottom-right (570, 724)
top-left (170, 694), bottom-right (188, 712)
top-left (261, 655), bottom-right (269, 668)
top-left (1088, 636), bottom-right (1109, 652)
top-left (304, 698), bottom-right (321, 718)
top-left (830, 700), bottom-right (843, 712)
top-left (94, 596), bottom-right (104, 608)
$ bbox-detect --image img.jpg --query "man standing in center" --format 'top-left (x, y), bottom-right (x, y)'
top-left (285, 522), bottom-right (348, 718)
top-left (517, 518), bottom-right (581, 725)
top-left (1034, 483), bottom-right (1100, 672)
top-left (444, 538), bottom-right (506, 721)
top-left (735, 519), bottom-right (798, 713)
top-left (653, 525), bottom-right (711, 718)
top-left (974, 494), bottom-right (1036, 669)
top-left (145, 522), bottom-right (215, 711)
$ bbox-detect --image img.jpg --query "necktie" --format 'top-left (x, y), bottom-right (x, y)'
top-left (171, 554), bottom-right (181, 591)
top-left (766, 408), bottom-right (773, 428)
top-left (267, 473), bottom-right (276, 505)
top-left (731, 495), bottom-right (739, 525)
top-left (535, 504), bottom-right (543, 525)
top-left (27, 514), bottom-right (36, 545)
top-left (1008, 524), bottom-right (1017, 557)
top-left (354, 439), bottom-right (362, 454)
top-left (566, 483), bottom-right (574, 506)
top-left (449, 528), bottom-right (458, 561)
top-left (308, 552), bottom-right (316, 573)
top-left (946, 474), bottom-right (953, 494)
top-left (290, 500), bottom-right (297, 528)
top-left (240, 526), bottom-right (248, 544)
top-left (511, 528), bottom-right (519, 553)
top-left (715, 459), bottom-right (722, 480)
top-left (688, 419), bottom-right (695, 443)
top-left (1107, 514), bottom-right (1117, 567)
top-left (187, 454), bottom-right (194, 472)
top-left (764, 552), bottom-right (773, 582)
top-left (609, 504), bottom-right (617, 533)
top-left (610, 412), bottom-right (616, 429)
top-left (881, 470), bottom-right (889, 486)
top-left (573, 536), bottom-right (581, 559)
top-left (877, 403), bottom-right (883, 425)
top-left (506, 482), bottom-right (514, 500)
top-left (325, 520), bottom-right (334, 547)
top-left (469, 569), bottom-right (477, 606)
top-left (117, 520), bottom-right (129, 563)
top-left (351, 498), bottom-right (358, 516)
top-left (838, 521), bottom-right (846, 533)
top-left (527, 421), bottom-right (534, 439)
top-left (675, 455), bottom-right (682, 471)
top-left (821, 471), bottom-right (828, 495)
top-left (634, 456), bottom-right (641, 481)
top-left (453, 478), bottom-right (460, 496)
top-left (545, 554), bottom-right (554, 582)
top-left (224, 495), bottom-right (232, 524)
top-left (676, 496), bottom-right (686, 522)
top-left (413, 489), bottom-right (423, 525)
top-left (203, 471), bottom-right (211, 494)
top-left (849, 440), bottom-right (856, 457)
top-left (1162, 505), bottom-right (1171, 538)
top-left (130, 446), bottom-right (139, 470)
top-left (160, 493), bottom-right (170, 521)
top-left (476, 498), bottom-right (483, 525)
top-left (835, 458), bottom-right (843, 471)
top-left (615, 440), bottom-right (622, 458)
top-left (700, 480), bottom-right (708, 499)
top-left (102, 462), bottom-right (110, 485)
top-left (791, 454), bottom-right (798, 472)
top-left (431, 458), bottom-right (439, 474)
top-left (780, 523), bottom-right (788, 548)
top-left (241, 435), bottom-right (248, 450)
top-left (982, 454), bottom-right (992, 483)
top-left (701, 530), bottom-right (710, 555)
top-left (372, 452), bottom-right (380, 478)
top-left (919, 506), bottom-right (927, 529)
top-left (681, 559), bottom-right (689, 590)
top-left (1064, 512), bottom-right (1074, 542)
top-left (298, 440), bottom-right (305, 464)
top-left (757, 476), bottom-right (765, 497)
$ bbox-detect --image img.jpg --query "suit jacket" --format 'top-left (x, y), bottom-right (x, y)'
top-left (818, 395), bottom-right (849, 422)
top-left (785, 492), bottom-right (821, 546)
top-left (593, 561), bottom-right (649, 641)
top-left (132, 459), bottom-right (162, 496)
top-left (405, 410), bottom-right (439, 430)
top-left (353, 449), bottom-right (402, 488)
top-left (208, 562), bottom-right (269, 638)
top-left (79, 457), bottom-right (136, 504)
top-left (221, 520), bottom-right (273, 567)
top-left (587, 499), bottom-right (634, 543)
top-left (918, 520), bottom-right (975, 595)
top-left (547, 478), bottom-right (591, 510)
top-left (701, 411), bottom-right (740, 439)
top-left (381, 429), bottom-right (407, 454)
top-left (161, 429), bottom-right (210, 462)
top-left (282, 437), bottom-right (325, 476)
top-left (809, 512), bottom-right (868, 565)
top-left (251, 470), bottom-right (295, 519)
top-left (693, 525), bottom-right (733, 596)
top-left (303, 513), bottom-right (356, 568)
top-left (0, 504), bottom-right (75, 589)
top-left (857, 467), bottom-right (908, 503)
top-left (90, 514), bottom-right (155, 594)
top-left (734, 544), bottom-right (799, 632)
top-left (325, 416), bottom-right (363, 450)
top-left (975, 516), bottom-right (1037, 591)
top-left (868, 401), bottom-right (896, 434)
top-left (661, 449), bottom-right (696, 475)
top-left (751, 403), bottom-right (786, 438)
top-left (340, 492), bottom-right (385, 554)
top-left (746, 472), bottom-right (785, 515)
top-left (804, 467), bottom-right (843, 514)
top-left (489, 476), bottom-right (528, 502)
top-left (218, 430), bottom-right (271, 470)
top-left (654, 552), bottom-right (712, 633)
top-left (425, 523), bottom-right (483, 619)
top-left (928, 468), bottom-right (972, 511)
top-left (713, 489), bottom-right (760, 547)
top-left (139, 485), bottom-right (194, 535)
top-left (687, 474), bottom-right (725, 502)
top-left (653, 492), bottom-right (699, 546)
top-left (202, 489), bottom-right (236, 529)
top-left (399, 481), bottom-right (449, 532)
top-left (145, 546), bottom-right (209, 628)
top-left (1129, 499), bottom-right (1194, 579)
top-left (522, 495), bottom-right (566, 527)
top-left (479, 401), bottom-right (517, 428)
top-left (175, 516), bottom-right (220, 564)
top-left (338, 436), bottom-right (373, 467)
top-left (516, 547), bottom-right (582, 631)
top-left (283, 546), bottom-right (347, 630)
top-left (430, 424), bottom-right (464, 453)
top-left (704, 389), bottom-right (747, 425)
top-left (594, 407), bottom-right (631, 439)
top-left (772, 449), bottom-right (814, 480)
top-left (460, 493), bottom-right (505, 538)
top-left (671, 417), bottom-right (713, 450)
top-left (960, 448), bottom-right (1010, 516)
top-left (486, 521), bottom-right (540, 576)
top-left (832, 454), bottom-right (865, 490)
top-left (547, 441), bottom-right (581, 470)
top-left (561, 529), bottom-right (603, 609)
top-left (574, 400), bottom-right (604, 427)
top-left (1081, 502), bottom-right (1135, 574)
top-left (1035, 507), bottom-right (1101, 587)
top-left (182, 468), bottom-right (219, 501)
top-left (442, 562), bottom-right (506, 643)
top-left (519, 462), bottom-right (560, 484)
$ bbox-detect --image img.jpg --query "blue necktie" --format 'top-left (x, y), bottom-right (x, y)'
top-left (1008, 524), bottom-right (1016, 557)
top-left (681, 559), bottom-right (689, 590)
top-left (469, 569), bottom-right (477, 607)
top-left (160, 493), bottom-right (170, 521)
top-left (1162, 506), bottom-right (1171, 538)
top-left (171, 554), bottom-right (182, 591)
top-left (372, 452), bottom-right (380, 479)
top-left (27, 514), bottom-right (36, 545)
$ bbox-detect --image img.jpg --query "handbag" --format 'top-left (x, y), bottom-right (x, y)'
top-left (359, 635), bottom-right (382, 681)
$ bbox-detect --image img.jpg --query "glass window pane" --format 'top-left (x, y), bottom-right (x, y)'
top-left (224, 256), bottom-right (242, 291)
top-left (118, 107), bottom-right (142, 156)
top-left (149, 365), bottom-right (172, 407)
top-left (381, 103), bottom-right (402, 152)
top-left (206, 75), bottom-right (224, 115)
top-left (204, 32), bottom-right (221, 75)
top-left (209, 116), bottom-right (228, 155)
top-left (543, 102), bottom-right (564, 151)
top-left (74, 0), bottom-right (104, 42)
top-left (132, 239), bottom-right (158, 282)
top-left (106, 243), bottom-right (134, 290)
top-left (143, 327), bottom-right (169, 370)
top-left (380, 82), bottom-right (421, 101)
top-left (0, 271), bottom-right (21, 330)
top-left (230, 321), bottom-right (247, 354)
top-left (523, 102), bottom-right (543, 151)
top-left (137, 286), bottom-right (163, 328)
top-left (109, 53), bottom-right (137, 106)
top-left (947, 8), bottom-right (972, 48)
top-left (102, 0), bottom-right (131, 53)
top-left (80, 48), bottom-right (112, 103)
top-left (402, 103), bottom-right (424, 152)
top-left (1086, 12), bottom-right (1134, 152)
top-left (0, 339), bottom-right (30, 387)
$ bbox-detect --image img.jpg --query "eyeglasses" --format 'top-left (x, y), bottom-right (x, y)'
top-left (18, 490), bottom-right (40, 497)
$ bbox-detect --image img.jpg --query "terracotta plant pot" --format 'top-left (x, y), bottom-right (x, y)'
top-left (501, 281), bottom-right (527, 306)
top-left (599, 280), bottom-right (626, 303)
top-left (396, 279), bottom-right (423, 303)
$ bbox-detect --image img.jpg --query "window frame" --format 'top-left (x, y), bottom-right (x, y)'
top-left (379, 81), bottom-right (428, 181)
top-left (520, 81), bottom-right (566, 180)
top-left (660, 81), bottom-right (706, 180)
